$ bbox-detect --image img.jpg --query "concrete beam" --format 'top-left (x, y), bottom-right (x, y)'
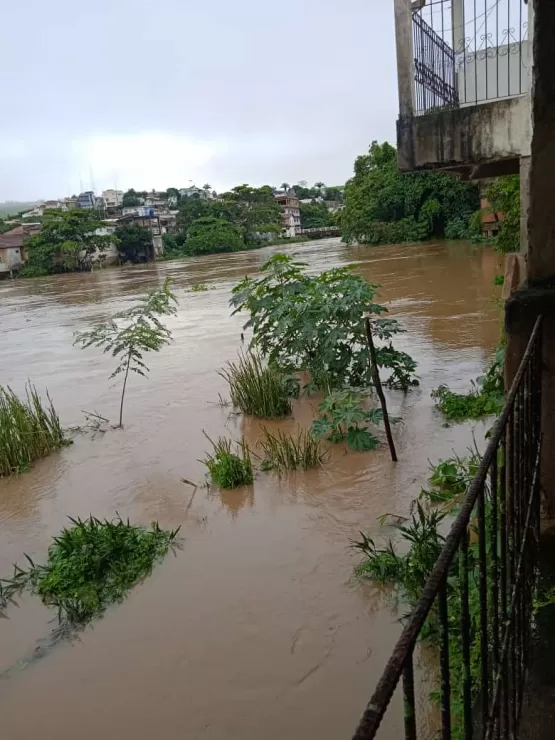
top-left (397, 96), bottom-right (531, 173)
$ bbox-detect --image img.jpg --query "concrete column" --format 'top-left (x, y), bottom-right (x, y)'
top-left (506, 0), bottom-right (555, 517)
top-left (520, 155), bottom-right (530, 254)
top-left (451, 0), bottom-right (465, 53)
top-left (394, 0), bottom-right (415, 171)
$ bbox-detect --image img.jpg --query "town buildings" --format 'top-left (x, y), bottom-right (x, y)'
top-left (102, 189), bottom-right (124, 208)
top-left (275, 193), bottom-right (301, 238)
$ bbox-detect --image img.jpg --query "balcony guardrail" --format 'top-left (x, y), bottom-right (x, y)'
top-left (352, 315), bottom-right (542, 739)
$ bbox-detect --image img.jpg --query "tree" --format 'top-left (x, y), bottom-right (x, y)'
top-left (231, 253), bottom-right (417, 391)
top-left (186, 217), bottom-right (245, 255)
top-left (300, 202), bottom-right (331, 229)
top-left (74, 278), bottom-right (177, 427)
top-left (115, 223), bottom-right (153, 263)
top-left (218, 185), bottom-right (282, 244)
top-left (484, 175), bottom-right (520, 253)
top-left (22, 209), bottom-right (117, 277)
top-left (314, 181), bottom-right (325, 192)
top-left (203, 183), bottom-right (212, 192)
top-left (122, 189), bottom-right (142, 207)
top-left (166, 187), bottom-right (180, 204)
top-left (176, 196), bottom-right (213, 234)
top-left (322, 186), bottom-right (344, 203)
top-left (280, 182), bottom-right (290, 192)
top-left (341, 141), bottom-right (480, 245)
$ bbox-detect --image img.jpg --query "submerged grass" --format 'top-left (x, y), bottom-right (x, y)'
top-left (0, 383), bottom-right (70, 477)
top-left (257, 427), bottom-right (327, 472)
top-left (219, 352), bottom-right (294, 419)
top-left (201, 433), bottom-right (254, 488)
top-left (0, 516), bottom-right (180, 632)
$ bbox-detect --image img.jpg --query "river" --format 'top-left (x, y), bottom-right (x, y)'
top-left (0, 238), bottom-right (502, 739)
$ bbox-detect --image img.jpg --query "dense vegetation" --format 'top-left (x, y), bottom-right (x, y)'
top-left (484, 175), bottom-right (520, 253)
top-left (0, 384), bottom-right (69, 476)
top-left (341, 141), bottom-right (480, 245)
top-left (231, 254), bottom-right (417, 392)
top-left (202, 435), bottom-right (254, 488)
top-left (115, 222), bottom-right (153, 262)
top-left (0, 517), bottom-right (179, 634)
top-left (299, 201), bottom-right (333, 229)
top-left (22, 209), bottom-right (117, 276)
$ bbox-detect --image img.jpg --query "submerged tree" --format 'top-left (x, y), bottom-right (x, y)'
top-left (231, 253), bottom-right (417, 391)
top-left (74, 278), bottom-right (177, 427)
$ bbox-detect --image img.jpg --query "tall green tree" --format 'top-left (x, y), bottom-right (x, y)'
top-left (218, 185), bottom-right (282, 244)
top-left (122, 189), bottom-right (142, 207)
top-left (341, 141), bottom-right (480, 245)
top-left (300, 202), bottom-right (331, 229)
top-left (484, 175), bottom-right (520, 253)
top-left (115, 223), bottom-right (153, 263)
top-left (22, 210), bottom-right (117, 276)
top-left (186, 217), bottom-right (245, 255)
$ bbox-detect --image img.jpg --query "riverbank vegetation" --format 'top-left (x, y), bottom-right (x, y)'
top-left (341, 141), bottom-right (480, 245)
top-left (258, 428), bottom-right (326, 472)
top-left (432, 344), bottom-right (504, 422)
top-left (311, 390), bottom-right (384, 451)
top-left (202, 435), bottom-right (254, 488)
top-left (74, 278), bottom-right (177, 427)
top-left (0, 517), bottom-right (179, 635)
top-left (231, 254), bottom-right (417, 392)
top-left (0, 384), bottom-right (69, 477)
top-left (219, 352), bottom-right (296, 419)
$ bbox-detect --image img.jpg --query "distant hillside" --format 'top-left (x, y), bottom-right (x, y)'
top-left (0, 201), bottom-right (41, 219)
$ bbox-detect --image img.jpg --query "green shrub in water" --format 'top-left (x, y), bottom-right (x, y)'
top-left (0, 516), bottom-right (180, 631)
top-left (219, 351), bottom-right (296, 419)
top-left (258, 427), bottom-right (327, 472)
top-left (202, 434), bottom-right (253, 488)
top-left (0, 383), bottom-right (70, 477)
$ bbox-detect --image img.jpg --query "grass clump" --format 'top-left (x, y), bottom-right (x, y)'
top-left (0, 383), bottom-right (70, 477)
top-left (258, 427), bottom-right (327, 472)
top-left (0, 516), bottom-right (179, 631)
top-left (219, 352), bottom-right (295, 419)
top-left (431, 344), bottom-right (504, 422)
top-left (202, 434), bottom-right (253, 488)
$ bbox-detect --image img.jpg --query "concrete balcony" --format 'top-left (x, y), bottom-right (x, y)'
top-left (395, 0), bottom-right (532, 178)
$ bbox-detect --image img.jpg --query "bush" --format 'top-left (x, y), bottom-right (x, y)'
top-left (219, 352), bottom-right (295, 418)
top-left (311, 389), bottom-right (384, 451)
top-left (258, 427), bottom-right (327, 472)
top-left (0, 384), bottom-right (70, 476)
top-left (202, 434), bottom-right (253, 488)
top-left (186, 217), bottom-right (245, 255)
top-left (231, 254), bottom-right (418, 391)
top-left (0, 517), bottom-right (179, 632)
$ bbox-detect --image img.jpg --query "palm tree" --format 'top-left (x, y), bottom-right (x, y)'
top-left (203, 183), bottom-right (211, 192)
top-left (280, 182), bottom-right (290, 192)
top-left (314, 181), bottom-right (325, 192)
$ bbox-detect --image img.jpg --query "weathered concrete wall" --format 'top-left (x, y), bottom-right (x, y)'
top-left (398, 96), bottom-right (531, 175)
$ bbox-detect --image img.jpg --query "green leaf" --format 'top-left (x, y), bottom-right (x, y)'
top-left (311, 417), bottom-right (333, 439)
top-left (346, 427), bottom-right (380, 452)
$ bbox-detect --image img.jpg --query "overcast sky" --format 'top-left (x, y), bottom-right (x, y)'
top-left (0, 0), bottom-right (398, 201)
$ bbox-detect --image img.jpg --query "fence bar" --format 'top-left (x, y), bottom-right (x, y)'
top-left (439, 580), bottom-right (452, 740)
top-left (402, 653), bottom-right (417, 740)
top-left (460, 530), bottom-right (473, 740)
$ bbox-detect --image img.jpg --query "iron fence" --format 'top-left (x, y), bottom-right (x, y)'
top-left (412, 0), bottom-right (530, 114)
top-left (352, 315), bottom-right (543, 740)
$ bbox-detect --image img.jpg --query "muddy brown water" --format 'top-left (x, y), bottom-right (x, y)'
top-left (0, 239), bottom-right (502, 739)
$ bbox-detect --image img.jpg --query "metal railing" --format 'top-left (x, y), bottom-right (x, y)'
top-left (352, 315), bottom-right (543, 740)
top-left (412, 0), bottom-right (530, 114)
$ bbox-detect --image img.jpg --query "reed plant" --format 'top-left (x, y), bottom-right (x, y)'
top-left (219, 352), bottom-right (294, 419)
top-left (258, 427), bottom-right (326, 472)
top-left (0, 383), bottom-right (69, 477)
top-left (201, 434), bottom-right (253, 488)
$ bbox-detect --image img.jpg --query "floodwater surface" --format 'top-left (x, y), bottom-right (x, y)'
top-left (0, 239), bottom-right (502, 739)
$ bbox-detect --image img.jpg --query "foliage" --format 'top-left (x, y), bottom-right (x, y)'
top-left (22, 209), bottom-right (117, 276)
top-left (494, 273), bottom-right (505, 286)
top-left (485, 175), bottom-right (520, 253)
top-left (219, 351), bottom-right (295, 418)
top-left (218, 185), bottom-right (282, 244)
top-left (115, 222), bottom-right (152, 263)
top-left (122, 189), bottom-right (143, 207)
top-left (341, 141), bottom-right (479, 245)
top-left (420, 450), bottom-right (480, 505)
top-left (0, 517), bottom-right (179, 632)
top-left (186, 217), bottom-right (245, 255)
top-left (201, 434), bottom-right (253, 488)
top-left (231, 253), bottom-right (418, 391)
top-left (432, 344), bottom-right (504, 422)
top-left (74, 277), bottom-right (177, 427)
top-left (0, 383), bottom-right (70, 477)
top-left (299, 201), bottom-right (332, 229)
top-left (257, 427), bottom-right (327, 472)
top-left (312, 389), bottom-right (388, 451)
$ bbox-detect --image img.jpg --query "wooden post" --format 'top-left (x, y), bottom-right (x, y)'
top-left (364, 316), bottom-right (398, 462)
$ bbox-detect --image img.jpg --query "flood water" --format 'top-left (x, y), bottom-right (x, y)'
top-left (0, 238), bottom-right (502, 739)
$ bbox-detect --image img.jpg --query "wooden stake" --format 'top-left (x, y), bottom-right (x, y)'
top-left (364, 316), bottom-right (398, 462)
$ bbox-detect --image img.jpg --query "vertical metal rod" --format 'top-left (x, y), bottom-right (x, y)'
top-left (490, 456), bottom-right (500, 698)
top-left (460, 532), bottom-right (473, 740)
top-left (364, 317), bottom-right (398, 462)
top-left (484, 0), bottom-right (489, 99)
top-left (478, 480), bottom-right (489, 727)
top-left (496, 0), bottom-right (499, 97)
top-left (403, 653), bottom-right (417, 740)
top-left (499, 433), bottom-right (509, 736)
top-left (507, 0), bottom-right (511, 95)
top-left (474, 0), bottom-right (478, 103)
top-left (439, 580), bottom-right (452, 740)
